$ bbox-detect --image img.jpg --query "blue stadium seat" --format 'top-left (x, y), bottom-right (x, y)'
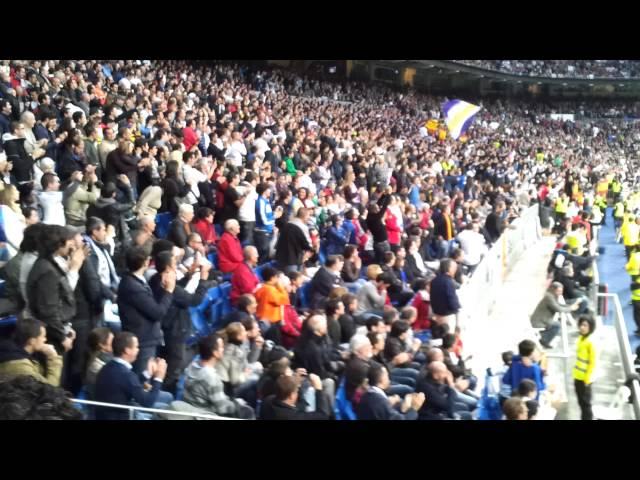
top-left (207, 252), bottom-right (218, 269)
top-left (155, 212), bottom-right (173, 239)
top-left (218, 283), bottom-right (232, 316)
top-left (299, 282), bottom-right (312, 309)
top-left (0, 315), bottom-right (17, 328)
top-left (255, 261), bottom-right (276, 281)
top-left (214, 224), bottom-right (223, 238)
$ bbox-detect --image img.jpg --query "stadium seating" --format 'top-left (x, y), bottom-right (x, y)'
top-left (155, 212), bottom-right (173, 239)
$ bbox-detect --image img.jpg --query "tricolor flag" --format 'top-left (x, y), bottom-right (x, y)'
top-left (441, 99), bottom-right (481, 140)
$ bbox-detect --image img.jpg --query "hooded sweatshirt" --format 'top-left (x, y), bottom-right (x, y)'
top-left (183, 360), bottom-right (238, 416)
top-left (0, 339), bottom-right (63, 386)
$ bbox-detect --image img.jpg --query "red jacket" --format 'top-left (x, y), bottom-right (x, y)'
top-left (193, 219), bottom-right (217, 247)
top-left (182, 127), bottom-right (200, 151)
top-left (412, 292), bottom-right (431, 330)
top-left (281, 305), bottom-right (302, 349)
top-left (217, 232), bottom-right (243, 273)
top-left (230, 262), bottom-right (259, 305)
top-left (385, 213), bottom-right (402, 246)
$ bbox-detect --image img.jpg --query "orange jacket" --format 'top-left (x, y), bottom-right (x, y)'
top-left (255, 283), bottom-right (290, 323)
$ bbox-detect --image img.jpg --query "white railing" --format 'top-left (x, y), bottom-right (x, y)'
top-left (72, 399), bottom-right (242, 420)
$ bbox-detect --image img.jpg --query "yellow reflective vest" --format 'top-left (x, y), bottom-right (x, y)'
top-left (622, 221), bottom-right (640, 247)
top-left (555, 197), bottom-right (569, 214)
top-left (573, 335), bottom-right (596, 384)
top-left (614, 202), bottom-right (625, 219)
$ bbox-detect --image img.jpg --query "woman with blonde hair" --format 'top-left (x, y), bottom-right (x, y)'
top-left (0, 184), bottom-right (26, 258)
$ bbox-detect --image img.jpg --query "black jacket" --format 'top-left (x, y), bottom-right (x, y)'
top-left (149, 273), bottom-right (209, 343)
top-left (26, 257), bottom-right (76, 351)
top-left (275, 222), bottom-right (312, 267)
top-left (404, 255), bottom-right (429, 284)
top-left (57, 146), bottom-right (86, 183)
top-left (167, 218), bottom-right (192, 249)
top-left (366, 194), bottom-right (391, 243)
top-left (309, 267), bottom-right (344, 309)
top-left (2, 135), bottom-right (33, 183)
top-left (86, 193), bottom-right (134, 243)
top-left (356, 388), bottom-right (418, 420)
top-left (105, 148), bottom-right (139, 186)
top-left (293, 333), bottom-right (335, 380)
top-left (74, 249), bottom-right (115, 329)
top-left (429, 273), bottom-right (461, 316)
top-left (259, 392), bottom-right (330, 420)
top-left (159, 176), bottom-right (190, 217)
top-left (415, 375), bottom-right (456, 420)
top-left (117, 273), bottom-right (173, 348)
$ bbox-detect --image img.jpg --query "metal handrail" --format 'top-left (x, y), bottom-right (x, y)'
top-left (597, 293), bottom-right (640, 420)
top-left (72, 399), bottom-right (242, 420)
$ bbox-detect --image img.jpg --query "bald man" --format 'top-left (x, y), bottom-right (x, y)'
top-left (231, 246), bottom-right (261, 305)
top-left (415, 361), bottom-right (473, 420)
top-left (217, 219), bottom-right (243, 273)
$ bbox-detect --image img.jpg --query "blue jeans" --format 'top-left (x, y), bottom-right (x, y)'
top-left (390, 367), bottom-right (420, 388)
top-left (134, 390), bottom-right (174, 420)
top-left (254, 229), bottom-right (272, 264)
top-left (540, 320), bottom-right (561, 346)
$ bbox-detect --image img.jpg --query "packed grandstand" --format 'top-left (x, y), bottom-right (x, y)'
top-left (0, 59), bottom-right (636, 421)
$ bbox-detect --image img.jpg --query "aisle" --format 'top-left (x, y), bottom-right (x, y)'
top-left (596, 208), bottom-right (639, 352)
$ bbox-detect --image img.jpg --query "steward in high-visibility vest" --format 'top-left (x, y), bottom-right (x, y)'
top-left (596, 180), bottom-right (609, 199)
top-left (628, 244), bottom-right (640, 336)
top-left (611, 178), bottom-right (622, 202)
top-left (565, 223), bottom-right (586, 255)
top-left (614, 200), bottom-right (625, 232)
top-left (554, 194), bottom-right (569, 222)
top-left (573, 316), bottom-right (596, 420)
top-left (622, 216), bottom-right (640, 259)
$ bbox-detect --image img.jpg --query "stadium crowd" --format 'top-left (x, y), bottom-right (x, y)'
top-left (453, 60), bottom-right (640, 80)
top-left (0, 59), bottom-right (632, 420)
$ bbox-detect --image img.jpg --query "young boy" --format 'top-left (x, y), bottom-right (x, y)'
top-left (500, 340), bottom-right (546, 404)
top-left (573, 315), bottom-right (596, 420)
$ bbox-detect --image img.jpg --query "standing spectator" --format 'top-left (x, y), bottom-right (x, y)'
top-left (231, 246), bottom-right (260, 306)
top-left (63, 167), bottom-right (100, 227)
top-left (3, 121), bottom-right (34, 185)
top-left (219, 170), bottom-right (246, 225)
top-left (117, 246), bottom-right (175, 374)
top-left (456, 222), bottom-right (487, 275)
top-left (26, 225), bottom-right (86, 354)
top-left (159, 160), bottom-right (190, 217)
top-left (325, 214), bottom-right (349, 256)
top-left (238, 172), bottom-right (258, 246)
top-left (0, 184), bottom-right (26, 258)
top-left (38, 172), bottom-right (65, 225)
top-left (501, 340), bottom-right (547, 401)
top-left (85, 176), bottom-right (135, 244)
top-left (0, 317), bottom-right (65, 387)
top-left (217, 219), bottom-right (244, 274)
top-left (94, 331), bottom-right (171, 420)
top-left (217, 322), bottom-right (261, 407)
top-left (485, 200), bottom-right (508, 244)
top-left (98, 128), bottom-right (117, 174)
top-left (275, 207), bottom-right (313, 273)
top-left (429, 259), bottom-right (461, 331)
top-left (254, 182), bottom-right (281, 264)
top-left (366, 190), bottom-right (392, 263)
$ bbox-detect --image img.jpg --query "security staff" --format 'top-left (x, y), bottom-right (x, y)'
top-left (573, 316), bottom-right (596, 421)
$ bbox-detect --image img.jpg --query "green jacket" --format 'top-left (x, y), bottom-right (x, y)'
top-left (0, 340), bottom-right (63, 387)
top-left (64, 181), bottom-right (100, 227)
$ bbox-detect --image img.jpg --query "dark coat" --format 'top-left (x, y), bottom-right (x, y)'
top-left (117, 273), bottom-right (173, 348)
top-left (26, 257), bottom-right (76, 351)
top-left (293, 333), bottom-right (335, 380)
top-left (356, 389), bottom-right (418, 420)
top-left (309, 267), bottom-right (344, 309)
top-left (275, 222), bottom-right (312, 267)
top-left (3, 135), bottom-right (33, 183)
top-left (366, 194), bottom-right (391, 243)
top-left (105, 148), bottom-right (138, 185)
top-left (74, 248), bottom-right (116, 329)
top-left (159, 176), bottom-right (190, 217)
top-left (57, 146), bottom-right (86, 183)
top-left (167, 217), bottom-right (192, 249)
top-left (415, 375), bottom-right (456, 420)
top-left (259, 392), bottom-right (330, 420)
top-left (429, 273), bottom-right (461, 316)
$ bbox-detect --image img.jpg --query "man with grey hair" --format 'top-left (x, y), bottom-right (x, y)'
top-left (130, 214), bottom-right (157, 254)
top-left (217, 219), bottom-right (243, 273)
top-left (20, 111), bottom-right (46, 159)
top-left (167, 203), bottom-right (194, 249)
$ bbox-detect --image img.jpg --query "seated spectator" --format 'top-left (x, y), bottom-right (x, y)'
top-left (231, 246), bottom-right (260, 306)
top-left (515, 379), bottom-right (540, 420)
top-left (286, 271), bottom-right (306, 312)
top-left (259, 373), bottom-right (331, 420)
top-left (384, 321), bottom-right (421, 377)
top-left (117, 246), bottom-right (175, 374)
top-left (84, 327), bottom-right (114, 398)
top-left (217, 322), bottom-right (261, 408)
top-left (416, 361), bottom-right (473, 420)
top-left (167, 203), bottom-right (195, 249)
top-left (354, 264), bottom-right (389, 319)
top-left (309, 255), bottom-right (345, 309)
top-left (183, 334), bottom-right (255, 419)
top-left (130, 214), bottom-right (157, 254)
top-left (217, 219), bottom-right (243, 274)
top-left (338, 293), bottom-right (359, 344)
top-left (38, 172), bottom-right (65, 226)
top-left (355, 362), bottom-right (425, 420)
top-left (501, 339), bottom-right (546, 402)
top-left (502, 396), bottom-right (529, 420)
top-left (254, 267), bottom-right (290, 333)
top-left (341, 245), bottom-right (367, 290)
top-left (94, 331), bottom-right (173, 420)
top-left (193, 206), bottom-right (217, 253)
top-left (223, 294), bottom-right (258, 329)
top-left (0, 375), bottom-right (82, 420)
top-left (239, 316), bottom-right (266, 367)
top-left (325, 298), bottom-right (346, 347)
top-left (0, 317), bottom-right (64, 386)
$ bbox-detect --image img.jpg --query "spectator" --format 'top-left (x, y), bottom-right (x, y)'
top-left (0, 375), bottom-right (82, 420)
top-left (183, 333), bottom-right (255, 419)
top-left (192, 206), bottom-right (217, 253)
top-left (167, 203), bottom-right (195, 249)
top-left (0, 317), bottom-right (65, 386)
top-left (356, 362), bottom-right (425, 420)
top-left (85, 176), bottom-right (135, 244)
top-left (159, 160), bottom-right (190, 217)
top-left (150, 250), bottom-right (211, 395)
top-left (26, 225), bottom-right (86, 354)
top-left (366, 190), bottom-right (393, 263)
top-left (134, 185), bottom-right (162, 219)
top-left (355, 264), bottom-right (389, 319)
top-left (94, 331), bottom-right (172, 420)
top-left (309, 255), bottom-right (346, 309)
top-left (63, 167), bottom-right (100, 227)
top-left (217, 219), bottom-right (243, 274)
top-left (238, 172), bottom-right (258, 245)
top-left (219, 170), bottom-right (246, 225)
top-left (429, 258), bottom-right (461, 331)
top-left (530, 282), bottom-right (580, 349)
top-left (0, 184), bottom-right (26, 258)
top-left (259, 373), bottom-right (331, 420)
top-left (254, 182), bottom-right (282, 264)
top-left (3, 121), bottom-right (34, 185)
top-left (502, 396), bottom-right (529, 420)
top-left (84, 327), bottom-right (114, 398)
top-left (416, 361), bottom-right (473, 420)
top-left (117, 246), bottom-right (175, 374)
top-left (254, 266), bottom-right (290, 332)
top-left (231, 246), bottom-right (260, 306)
top-left (275, 207), bottom-right (313, 273)
top-left (501, 339), bottom-right (546, 402)
top-left (130, 215), bottom-right (157, 254)
top-left (325, 214), bottom-right (349, 256)
top-left (217, 322), bottom-right (261, 407)
top-left (38, 172), bottom-right (65, 225)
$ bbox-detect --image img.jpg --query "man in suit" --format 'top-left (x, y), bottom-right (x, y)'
top-left (117, 246), bottom-right (175, 374)
top-left (356, 362), bottom-right (424, 420)
top-left (94, 331), bottom-right (171, 420)
top-left (309, 255), bottom-right (345, 309)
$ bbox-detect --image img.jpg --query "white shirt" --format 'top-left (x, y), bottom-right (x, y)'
top-left (238, 187), bottom-right (258, 222)
top-left (53, 255), bottom-right (79, 291)
top-left (253, 137), bottom-right (270, 159)
top-left (456, 229), bottom-right (487, 266)
top-left (38, 191), bottom-right (66, 226)
top-left (225, 141), bottom-right (247, 168)
top-left (182, 164), bottom-right (206, 204)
